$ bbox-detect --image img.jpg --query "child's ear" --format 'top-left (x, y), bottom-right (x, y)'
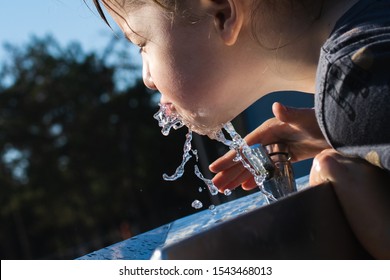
top-left (210, 0), bottom-right (244, 46)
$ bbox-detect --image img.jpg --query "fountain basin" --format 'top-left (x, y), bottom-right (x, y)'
top-left (152, 182), bottom-right (371, 259)
top-left (78, 177), bottom-right (371, 260)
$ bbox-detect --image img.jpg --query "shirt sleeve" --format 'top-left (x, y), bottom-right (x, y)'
top-left (315, 35), bottom-right (390, 173)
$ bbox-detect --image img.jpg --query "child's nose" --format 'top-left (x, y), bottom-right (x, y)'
top-left (142, 63), bottom-right (157, 90)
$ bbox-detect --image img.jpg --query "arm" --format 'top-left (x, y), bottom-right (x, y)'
top-left (310, 149), bottom-right (390, 259)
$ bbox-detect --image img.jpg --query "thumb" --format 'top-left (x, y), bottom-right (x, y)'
top-left (309, 150), bottom-right (347, 186)
top-left (272, 102), bottom-right (316, 126)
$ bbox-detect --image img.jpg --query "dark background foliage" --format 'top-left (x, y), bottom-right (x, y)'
top-left (0, 35), bottom-right (252, 259)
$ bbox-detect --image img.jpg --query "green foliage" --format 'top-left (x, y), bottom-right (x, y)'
top-left (0, 35), bottom-right (210, 259)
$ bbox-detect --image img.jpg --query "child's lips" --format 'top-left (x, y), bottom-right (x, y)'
top-left (159, 96), bottom-right (176, 115)
top-left (160, 102), bottom-right (174, 115)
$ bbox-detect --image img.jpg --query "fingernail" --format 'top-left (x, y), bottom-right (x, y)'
top-left (313, 158), bottom-right (321, 172)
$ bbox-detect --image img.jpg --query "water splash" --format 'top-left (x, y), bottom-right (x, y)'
top-left (216, 122), bottom-right (276, 203)
top-left (154, 104), bottom-right (221, 197)
top-left (153, 104), bottom-right (275, 203)
top-left (162, 131), bottom-right (194, 181)
top-left (153, 103), bottom-right (184, 136)
top-left (194, 165), bottom-right (219, 196)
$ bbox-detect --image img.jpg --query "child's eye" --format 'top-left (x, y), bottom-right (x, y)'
top-left (137, 44), bottom-right (145, 53)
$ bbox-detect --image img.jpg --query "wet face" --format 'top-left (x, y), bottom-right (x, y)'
top-left (103, 0), bottom-right (259, 138)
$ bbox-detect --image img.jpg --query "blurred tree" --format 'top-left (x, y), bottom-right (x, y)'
top-left (0, 35), bottom-right (216, 259)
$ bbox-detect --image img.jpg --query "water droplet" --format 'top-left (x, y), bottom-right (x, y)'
top-left (224, 189), bottom-right (232, 196)
top-left (192, 149), bottom-right (199, 162)
top-left (191, 200), bottom-right (203, 209)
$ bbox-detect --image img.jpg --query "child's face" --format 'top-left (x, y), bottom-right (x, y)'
top-left (105, 1), bottom-right (256, 137)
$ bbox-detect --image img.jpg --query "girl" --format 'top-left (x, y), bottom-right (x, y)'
top-left (90, 0), bottom-right (390, 258)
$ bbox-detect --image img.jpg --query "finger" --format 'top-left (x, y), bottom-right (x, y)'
top-left (209, 149), bottom-right (238, 173)
top-left (223, 169), bottom-right (253, 191)
top-left (210, 104), bottom-right (295, 173)
top-left (241, 117), bottom-right (284, 146)
top-left (272, 102), bottom-right (316, 127)
top-left (242, 177), bottom-right (257, 190)
top-left (273, 102), bottom-right (326, 144)
top-left (309, 149), bottom-right (347, 186)
top-left (212, 164), bottom-right (249, 190)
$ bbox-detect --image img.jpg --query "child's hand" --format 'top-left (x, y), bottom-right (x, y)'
top-left (310, 149), bottom-right (390, 259)
top-left (210, 102), bottom-right (330, 191)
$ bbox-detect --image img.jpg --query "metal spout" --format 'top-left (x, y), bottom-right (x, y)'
top-left (242, 143), bottom-right (275, 180)
top-left (263, 143), bottom-right (297, 199)
top-left (244, 143), bottom-right (297, 200)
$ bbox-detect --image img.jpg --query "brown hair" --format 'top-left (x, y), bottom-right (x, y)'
top-left (88, 0), bottom-right (177, 27)
top-left (88, 0), bottom-right (323, 49)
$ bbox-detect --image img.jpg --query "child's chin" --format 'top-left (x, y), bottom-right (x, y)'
top-left (183, 120), bottom-right (223, 140)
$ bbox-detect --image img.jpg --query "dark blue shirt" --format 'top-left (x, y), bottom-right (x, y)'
top-left (315, 0), bottom-right (390, 171)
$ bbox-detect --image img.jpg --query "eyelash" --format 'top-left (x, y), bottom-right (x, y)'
top-left (137, 44), bottom-right (145, 53)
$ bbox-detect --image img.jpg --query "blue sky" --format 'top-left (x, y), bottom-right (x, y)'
top-left (1, 0), bottom-right (118, 59)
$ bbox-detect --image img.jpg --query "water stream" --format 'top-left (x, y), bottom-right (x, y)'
top-left (153, 104), bottom-right (275, 208)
